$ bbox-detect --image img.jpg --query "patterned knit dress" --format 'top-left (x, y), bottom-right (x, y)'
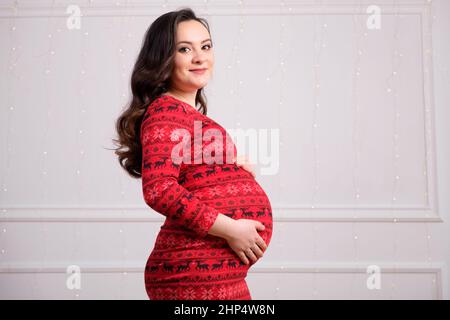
top-left (141, 94), bottom-right (273, 300)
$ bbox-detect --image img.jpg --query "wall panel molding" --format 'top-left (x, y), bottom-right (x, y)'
top-left (0, 205), bottom-right (443, 222)
top-left (0, 261), bottom-right (445, 299)
top-left (0, 1), bottom-right (432, 18)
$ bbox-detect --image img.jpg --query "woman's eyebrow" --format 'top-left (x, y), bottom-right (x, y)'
top-left (177, 39), bottom-right (212, 45)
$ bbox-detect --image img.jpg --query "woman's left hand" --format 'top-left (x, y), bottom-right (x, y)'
top-left (235, 154), bottom-right (256, 178)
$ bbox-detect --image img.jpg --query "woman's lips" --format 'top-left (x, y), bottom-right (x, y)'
top-left (190, 68), bottom-right (207, 74)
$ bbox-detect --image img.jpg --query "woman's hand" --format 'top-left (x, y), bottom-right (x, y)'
top-left (224, 219), bottom-right (267, 265)
top-left (235, 154), bottom-right (256, 178)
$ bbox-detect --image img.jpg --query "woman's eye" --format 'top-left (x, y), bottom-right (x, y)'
top-left (178, 44), bottom-right (212, 53)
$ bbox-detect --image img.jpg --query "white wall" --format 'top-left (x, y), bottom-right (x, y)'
top-left (0, 0), bottom-right (449, 299)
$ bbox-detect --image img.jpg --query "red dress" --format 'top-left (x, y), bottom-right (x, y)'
top-left (141, 94), bottom-right (273, 300)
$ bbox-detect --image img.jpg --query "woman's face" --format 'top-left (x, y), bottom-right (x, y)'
top-left (170, 20), bottom-right (214, 92)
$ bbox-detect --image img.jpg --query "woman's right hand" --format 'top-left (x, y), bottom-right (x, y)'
top-left (224, 219), bottom-right (267, 265)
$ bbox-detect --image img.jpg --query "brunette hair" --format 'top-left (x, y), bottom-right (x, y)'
top-left (111, 8), bottom-right (212, 178)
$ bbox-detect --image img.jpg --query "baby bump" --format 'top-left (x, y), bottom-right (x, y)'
top-left (185, 164), bottom-right (274, 246)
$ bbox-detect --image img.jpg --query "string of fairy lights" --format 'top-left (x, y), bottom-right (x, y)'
top-left (310, 0), bottom-right (327, 299)
top-left (276, 0), bottom-right (288, 300)
top-left (71, 0), bottom-right (96, 300)
top-left (423, 0), bottom-right (436, 296)
top-left (39, 0), bottom-right (58, 298)
top-left (386, 0), bottom-right (435, 298)
top-left (115, 0), bottom-right (132, 300)
top-left (227, 0), bottom-right (246, 130)
top-left (388, 0), bottom-right (402, 299)
top-left (267, 0), bottom-right (286, 300)
top-left (349, 0), bottom-right (365, 298)
top-left (12, 0), bottom-right (60, 298)
top-left (0, 0), bottom-right (20, 280)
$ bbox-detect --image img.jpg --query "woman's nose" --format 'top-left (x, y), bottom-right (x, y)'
top-left (192, 48), bottom-right (207, 62)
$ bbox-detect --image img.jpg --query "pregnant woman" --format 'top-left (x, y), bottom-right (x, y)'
top-left (114, 8), bottom-right (273, 300)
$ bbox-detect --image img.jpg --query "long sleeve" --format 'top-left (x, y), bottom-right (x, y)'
top-left (140, 102), bottom-right (221, 238)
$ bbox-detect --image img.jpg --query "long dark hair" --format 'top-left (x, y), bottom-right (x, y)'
top-left (111, 8), bottom-right (212, 179)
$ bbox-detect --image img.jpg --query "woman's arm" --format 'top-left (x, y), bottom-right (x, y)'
top-left (207, 213), bottom-right (237, 238)
top-left (141, 103), bottom-right (221, 238)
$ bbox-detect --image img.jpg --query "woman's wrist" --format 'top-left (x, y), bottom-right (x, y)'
top-left (207, 213), bottom-right (236, 239)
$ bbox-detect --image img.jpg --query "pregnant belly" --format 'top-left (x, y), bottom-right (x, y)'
top-left (183, 163), bottom-right (273, 246)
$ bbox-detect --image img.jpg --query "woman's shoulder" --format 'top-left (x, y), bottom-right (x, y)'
top-left (142, 95), bottom-right (197, 131)
top-left (146, 95), bottom-right (174, 111)
top-left (145, 94), bottom-right (198, 116)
